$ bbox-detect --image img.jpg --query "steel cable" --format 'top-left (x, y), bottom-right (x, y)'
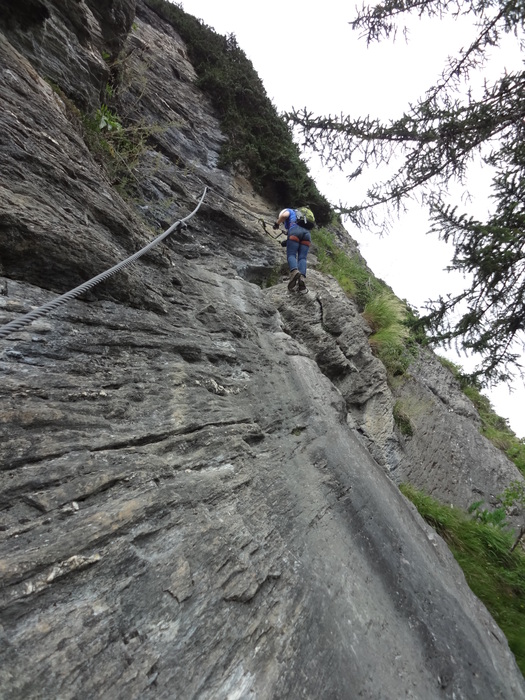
top-left (0, 188), bottom-right (208, 340)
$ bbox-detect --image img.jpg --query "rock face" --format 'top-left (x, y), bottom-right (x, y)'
top-left (393, 349), bottom-right (523, 509)
top-left (1, 1), bottom-right (525, 698)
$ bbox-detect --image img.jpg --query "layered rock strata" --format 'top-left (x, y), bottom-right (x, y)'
top-left (1, 1), bottom-right (524, 697)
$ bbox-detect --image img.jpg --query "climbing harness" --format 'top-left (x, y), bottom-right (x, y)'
top-left (0, 188), bottom-right (208, 340)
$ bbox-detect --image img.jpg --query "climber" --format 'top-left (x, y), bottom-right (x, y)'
top-left (273, 208), bottom-right (311, 293)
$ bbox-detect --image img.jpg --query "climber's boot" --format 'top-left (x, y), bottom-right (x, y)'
top-left (288, 269), bottom-right (301, 291)
top-left (298, 275), bottom-right (308, 294)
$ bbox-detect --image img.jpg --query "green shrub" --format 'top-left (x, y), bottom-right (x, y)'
top-left (404, 304), bottom-right (430, 347)
top-left (401, 483), bottom-right (525, 676)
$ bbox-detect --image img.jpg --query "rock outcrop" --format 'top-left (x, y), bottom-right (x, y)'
top-left (1, 1), bottom-right (524, 698)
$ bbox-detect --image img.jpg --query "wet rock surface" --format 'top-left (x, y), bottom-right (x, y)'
top-left (1, 1), bottom-right (525, 698)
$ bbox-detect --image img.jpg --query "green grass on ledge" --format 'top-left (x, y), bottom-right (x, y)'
top-left (401, 483), bottom-right (525, 677)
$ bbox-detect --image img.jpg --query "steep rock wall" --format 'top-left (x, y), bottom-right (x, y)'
top-left (393, 349), bottom-right (523, 510)
top-left (1, 1), bottom-right (524, 698)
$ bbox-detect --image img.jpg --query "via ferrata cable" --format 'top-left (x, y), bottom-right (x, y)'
top-left (0, 188), bottom-right (208, 340)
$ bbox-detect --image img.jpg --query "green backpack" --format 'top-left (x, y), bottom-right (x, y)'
top-left (295, 206), bottom-right (316, 230)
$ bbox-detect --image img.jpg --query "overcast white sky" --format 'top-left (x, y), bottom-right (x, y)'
top-left (180, 0), bottom-right (525, 437)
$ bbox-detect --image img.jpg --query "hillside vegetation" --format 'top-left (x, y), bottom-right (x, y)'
top-left (144, 0), bottom-right (331, 223)
top-left (401, 484), bottom-right (525, 675)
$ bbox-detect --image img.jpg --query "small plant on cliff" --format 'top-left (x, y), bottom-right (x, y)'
top-left (400, 483), bottom-right (525, 676)
top-left (502, 481), bottom-right (525, 511)
top-left (82, 103), bottom-right (173, 196)
top-left (363, 292), bottom-right (413, 377)
top-left (468, 481), bottom-right (525, 530)
top-left (468, 500), bottom-right (508, 528)
top-left (96, 104), bottom-right (122, 132)
top-left (393, 400), bottom-right (413, 437)
top-left (363, 293), bottom-right (409, 346)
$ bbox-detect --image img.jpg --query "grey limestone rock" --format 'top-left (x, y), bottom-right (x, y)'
top-left (392, 348), bottom-right (525, 512)
top-left (1, 1), bottom-right (525, 698)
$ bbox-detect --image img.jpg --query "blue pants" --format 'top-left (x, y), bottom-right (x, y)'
top-left (287, 225), bottom-right (311, 277)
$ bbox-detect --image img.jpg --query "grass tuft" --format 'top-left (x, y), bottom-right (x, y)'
top-left (312, 227), bottom-right (417, 378)
top-left (312, 228), bottom-right (384, 307)
top-left (393, 400), bottom-right (414, 436)
top-left (364, 293), bottom-right (412, 376)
